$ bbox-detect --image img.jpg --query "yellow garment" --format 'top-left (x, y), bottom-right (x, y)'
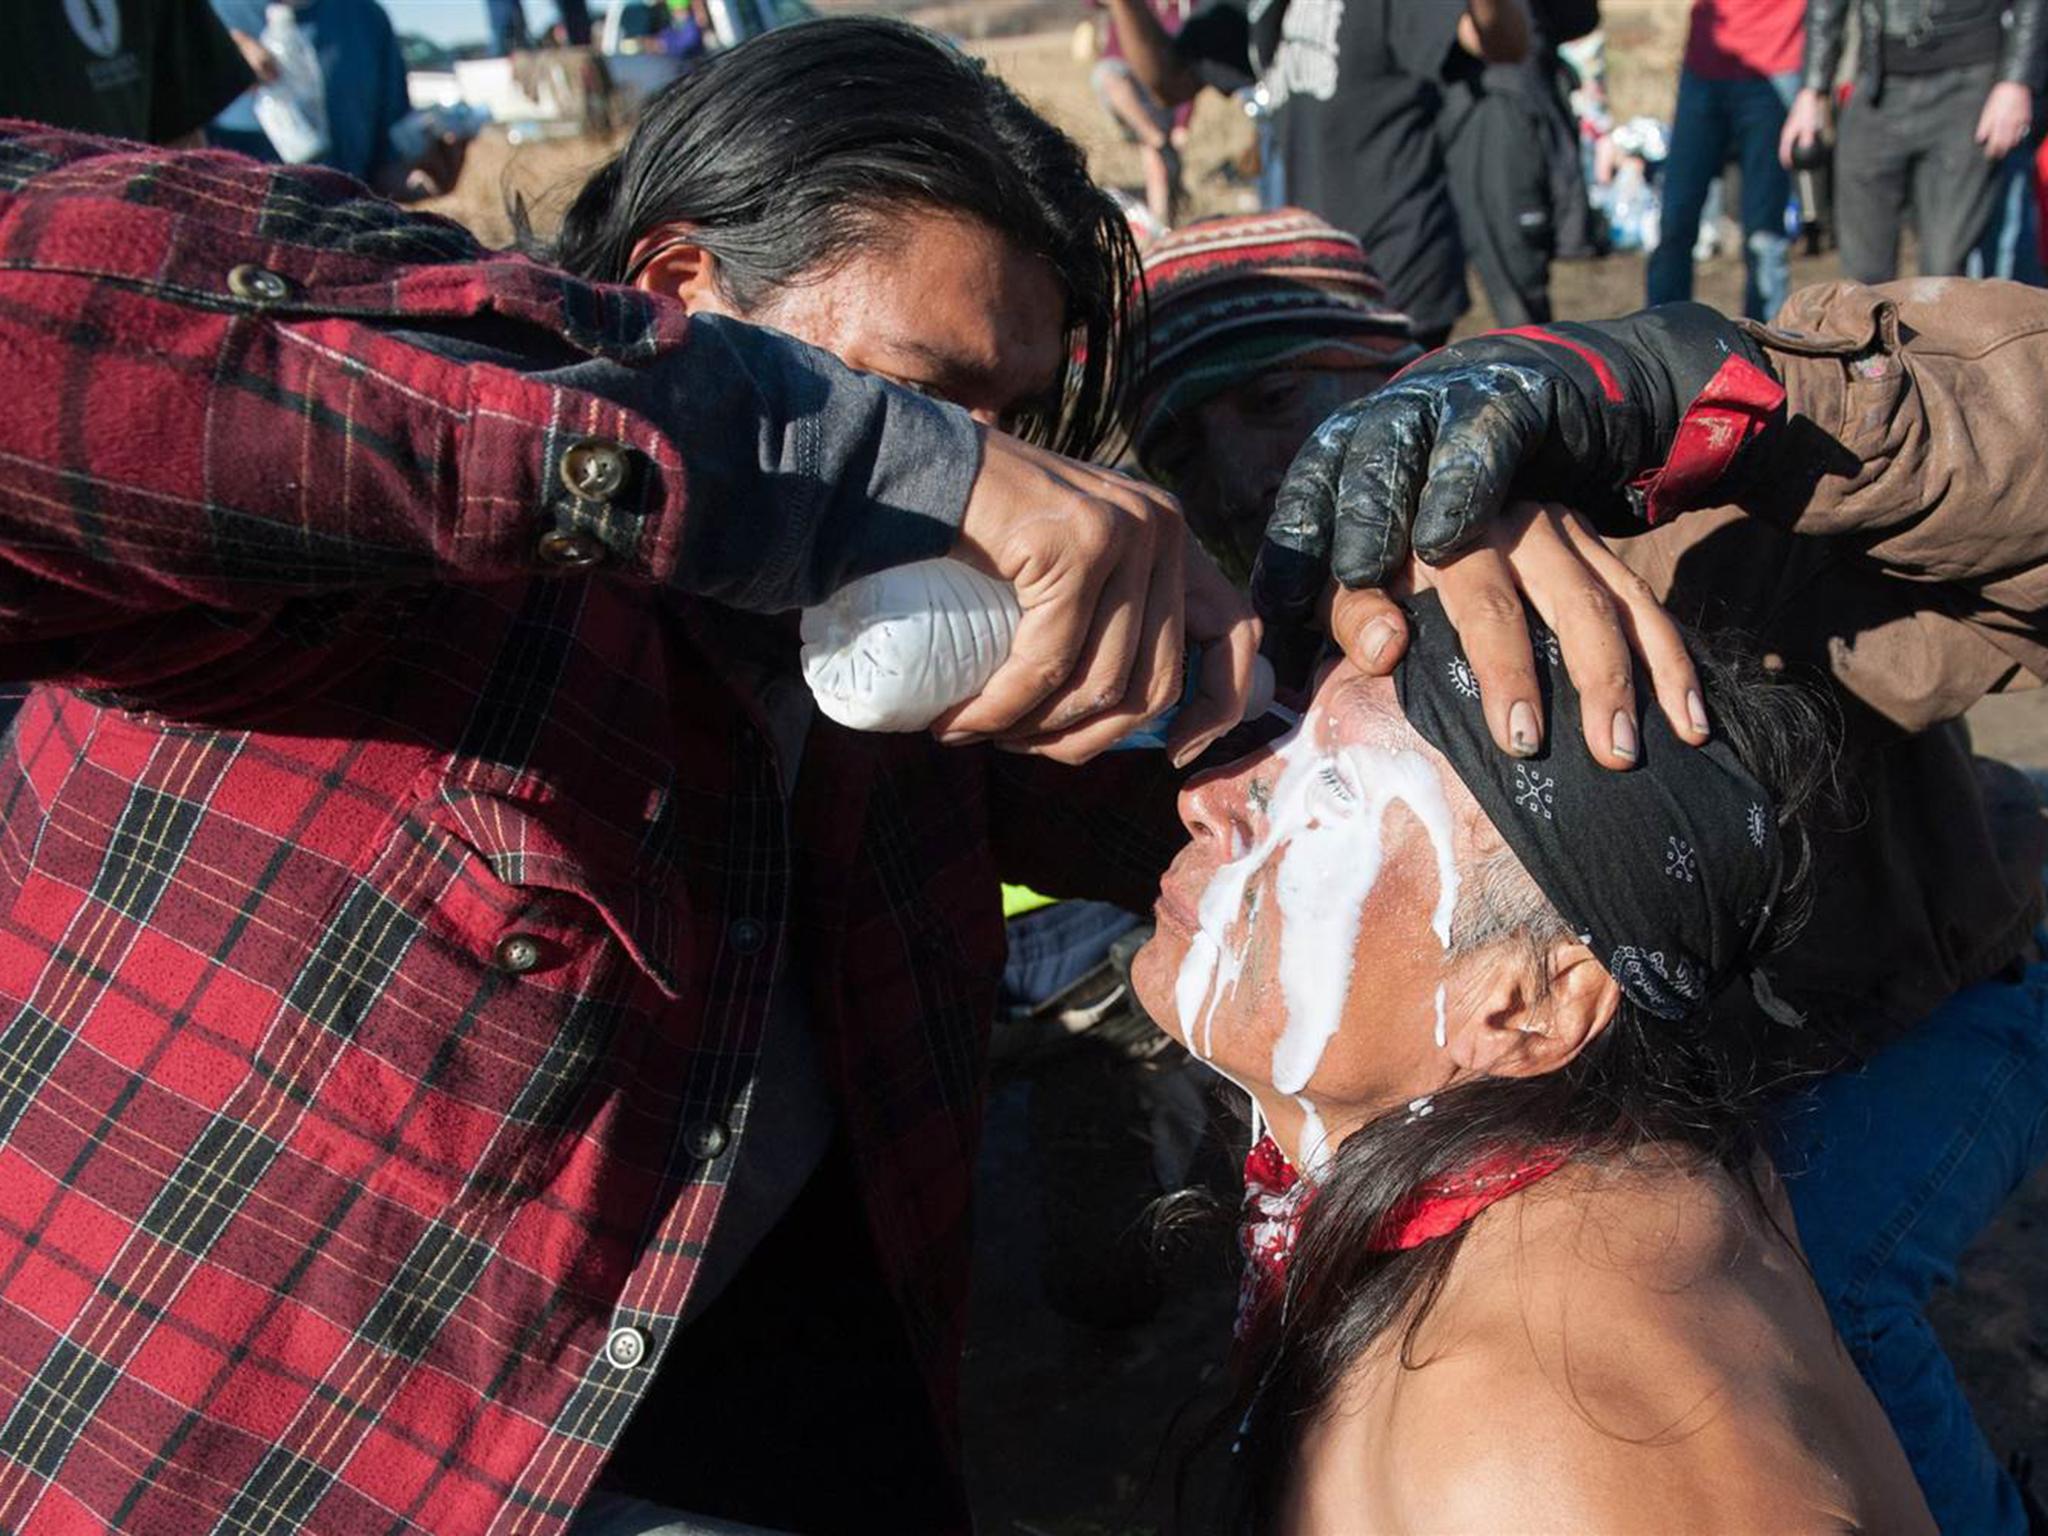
top-left (1001, 884), bottom-right (1057, 919)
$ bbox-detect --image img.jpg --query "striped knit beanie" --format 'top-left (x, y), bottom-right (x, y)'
top-left (1131, 209), bottom-right (1422, 470)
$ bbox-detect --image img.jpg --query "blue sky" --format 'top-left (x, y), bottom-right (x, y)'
top-left (383, 0), bottom-right (575, 46)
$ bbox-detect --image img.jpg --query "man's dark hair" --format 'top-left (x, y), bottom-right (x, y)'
top-left (528, 16), bottom-right (1139, 461)
top-left (1202, 629), bottom-right (1838, 1533)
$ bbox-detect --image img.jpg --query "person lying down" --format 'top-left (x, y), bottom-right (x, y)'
top-left (1131, 594), bottom-right (1935, 1535)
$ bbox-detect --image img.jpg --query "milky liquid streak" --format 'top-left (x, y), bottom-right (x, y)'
top-left (1295, 1096), bottom-right (1334, 1179)
top-left (1172, 718), bottom-right (1462, 1099)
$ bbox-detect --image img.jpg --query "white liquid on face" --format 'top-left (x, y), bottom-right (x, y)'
top-left (1295, 1095), bottom-right (1334, 1179)
top-left (1267, 740), bottom-right (1460, 1095)
top-left (1433, 983), bottom-right (1448, 1050)
top-left (1171, 716), bottom-right (1462, 1099)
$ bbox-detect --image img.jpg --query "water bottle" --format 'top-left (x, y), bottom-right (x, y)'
top-left (799, 558), bottom-right (1277, 747)
top-left (253, 3), bottom-right (330, 165)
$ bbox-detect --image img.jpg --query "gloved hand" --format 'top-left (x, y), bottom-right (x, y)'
top-left (1252, 303), bottom-right (1785, 671)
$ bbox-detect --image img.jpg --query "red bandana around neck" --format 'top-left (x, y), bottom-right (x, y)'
top-left (1235, 1133), bottom-right (1570, 1337)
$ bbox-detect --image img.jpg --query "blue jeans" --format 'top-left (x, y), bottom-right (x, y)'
top-left (1649, 69), bottom-right (1799, 319)
top-left (1969, 141), bottom-right (2047, 285)
top-left (485, 0), bottom-right (590, 53)
top-left (997, 898), bottom-right (1139, 1015)
top-left (1772, 963), bottom-right (2048, 1536)
top-left (566, 1491), bottom-right (787, 1535)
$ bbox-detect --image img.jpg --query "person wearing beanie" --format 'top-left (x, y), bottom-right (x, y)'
top-left (1130, 209), bottom-right (1423, 581)
top-left (1132, 228), bottom-right (2048, 1527)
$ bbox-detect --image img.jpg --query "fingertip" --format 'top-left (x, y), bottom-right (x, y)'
top-left (1507, 699), bottom-right (1542, 758)
top-left (1607, 708), bottom-right (1639, 767)
top-left (1361, 618), bottom-right (1402, 672)
top-left (1329, 590), bottom-right (1408, 675)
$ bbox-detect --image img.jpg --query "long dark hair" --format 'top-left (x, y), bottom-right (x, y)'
top-left (523, 16), bottom-right (1140, 461)
top-left (1213, 633), bottom-right (1838, 1532)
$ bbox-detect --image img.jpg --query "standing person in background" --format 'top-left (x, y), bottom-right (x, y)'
top-left (1438, 0), bottom-right (1601, 324)
top-left (208, 0), bottom-right (468, 200)
top-left (1090, 0), bottom-right (1194, 231)
top-left (0, 0), bottom-right (250, 145)
top-left (1108, 0), bottom-right (1532, 348)
top-left (1650, 0), bottom-right (1805, 319)
top-left (487, 0), bottom-right (593, 54)
top-left (1783, 0), bottom-right (2046, 282)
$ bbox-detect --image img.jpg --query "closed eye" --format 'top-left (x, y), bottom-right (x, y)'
top-left (1314, 761), bottom-right (1357, 805)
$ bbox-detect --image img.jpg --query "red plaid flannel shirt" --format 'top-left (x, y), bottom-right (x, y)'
top-left (0, 127), bottom-right (1186, 1533)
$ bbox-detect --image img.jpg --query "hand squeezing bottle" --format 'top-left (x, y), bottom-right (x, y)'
top-left (799, 558), bottom-right (1278, 746)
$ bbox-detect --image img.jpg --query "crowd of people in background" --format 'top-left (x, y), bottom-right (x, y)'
top-left (1091, 0), bottom-right (2048, 318)
top-left (2, 2), bottom-right (2048, 1534)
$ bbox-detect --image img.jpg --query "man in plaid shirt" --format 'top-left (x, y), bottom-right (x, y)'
top-left (0, 18), bottom-right (1277, 1529)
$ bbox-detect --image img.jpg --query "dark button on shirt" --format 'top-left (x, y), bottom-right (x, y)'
top-left (561, 437), bottom-right (631, 500)
top-left (538, 529), bottom-right (607, 569)
top-left (684, 1120), bottom-right (731, 1161)
top-left (494, 932), bottom-right (544, 974)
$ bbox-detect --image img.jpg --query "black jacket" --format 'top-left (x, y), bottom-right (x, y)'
top-left (1804, 0), bottom-right (2048, 98)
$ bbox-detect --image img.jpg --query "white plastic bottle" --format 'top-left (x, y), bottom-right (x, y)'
top-left (253, 3), bottom-right (330, 165)
top-left (800, 557), bottom-right (1277, 745)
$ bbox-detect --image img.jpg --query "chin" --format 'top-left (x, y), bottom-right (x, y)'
top-left (1127, 925), bottom-right (1185, 1046)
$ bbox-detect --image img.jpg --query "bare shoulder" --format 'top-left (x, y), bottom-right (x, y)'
top-left (1304, 1161), bottom-right (1935, 1535)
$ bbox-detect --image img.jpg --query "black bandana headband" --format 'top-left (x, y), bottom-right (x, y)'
top-left (1393, 593), bottom-right (1784, 1020)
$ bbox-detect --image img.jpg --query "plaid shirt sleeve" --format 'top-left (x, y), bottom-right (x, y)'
top-left (0, 123), bottom-right (980, 697)
top-left (0, 125), bottom-right (1007, 1536)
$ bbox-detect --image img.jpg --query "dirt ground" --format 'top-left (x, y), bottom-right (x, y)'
top-left (418, 12), bottom-right (2048, 1528)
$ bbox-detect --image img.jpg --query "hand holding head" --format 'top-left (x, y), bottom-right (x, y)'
top-left (1254, 309), bottom-right (1786, 766)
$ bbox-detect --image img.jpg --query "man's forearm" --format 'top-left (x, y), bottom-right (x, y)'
top-left (1801, 0), bottom-right (1850, 92)
top-left (0, 124), bottom-right (978, 672)
top-left (1105, 0), bottom-right (1203, 106)
top-left (2000, 0), bottom-right (2047, 87)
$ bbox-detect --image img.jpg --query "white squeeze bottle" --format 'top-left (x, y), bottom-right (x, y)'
top-left (253, 3), bottom-right (331, 165)
top-left (799, 557), bottom-right (1278, 746)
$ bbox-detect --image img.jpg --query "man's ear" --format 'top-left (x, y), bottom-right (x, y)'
top-left (1446, 941), bottom-right (1623, 1081)
top-left (627, 225), bottom-right (732, 315)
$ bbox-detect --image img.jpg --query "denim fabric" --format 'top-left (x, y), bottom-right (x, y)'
top-left (487, 0), bottom-right (592, 53)
top-left (1649, 69), bottom-right (1799, 318)
top-left (566, 1493), bottom-right (786, 1536)
top-left (1772, 964), bottom-right (2048, 1536)
top-left (1968, 140), bottom-right (2047, 283)
top-left (998, 898), bottom-right (1141, 1015)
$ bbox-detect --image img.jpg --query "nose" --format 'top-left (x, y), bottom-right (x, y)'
top-left (1179, 764), bottom-right (1258, 860)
